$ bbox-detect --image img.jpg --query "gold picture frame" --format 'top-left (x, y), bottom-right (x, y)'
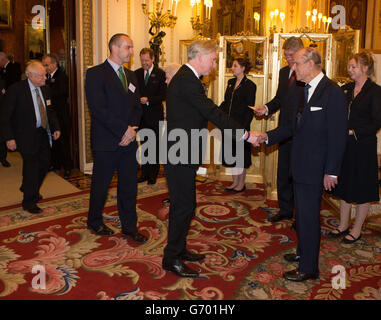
top-left (0, 0), bottom-right (12, 29)
top-left (24, 21), bottom-right (46, 62)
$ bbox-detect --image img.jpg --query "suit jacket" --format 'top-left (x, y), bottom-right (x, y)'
top-left (267, 75), bottom-right (348, 185)
top-left (85, 60), bottom-right (142, 151)
top-left (46, 67), bottom-right (70, 120)
top-left (267, 66), bottom-right (305, 127)
top-left (166, 64), bottom-right (243, 167)
top-left (342, 78), bottom-right (381, 142)
top-left (134, 66), bottom-right (166, 128)
top-left (0, 80), bottom-right (60, 154)
top-left (219, 76), bottom-right (256, 130)
top-left (1, 62), bottom-right (22, 89)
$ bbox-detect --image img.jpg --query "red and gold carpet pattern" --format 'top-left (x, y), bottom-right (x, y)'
top-left (0, 178), bottom-right (380, 300)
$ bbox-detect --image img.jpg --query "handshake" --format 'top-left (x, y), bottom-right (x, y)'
top-left (245, 131), bottom-right (268, 147)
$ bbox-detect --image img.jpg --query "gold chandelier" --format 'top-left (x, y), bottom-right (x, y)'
top-left (190, 0), bottom-right (213, 36)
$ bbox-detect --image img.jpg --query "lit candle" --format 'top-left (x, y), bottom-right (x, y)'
top-left (270, 11), bottom-right (274, 28)
top-left (254, 12), bottom-right (260, 33)
top-left (318, 13), bottom-right (322, 31)
top-left (322, 16), bottom-right (327, 33)
top-left (280, 12), bottom-right (285, 31)
top-left (326, 17), bottom-right (332, 33)
top-left (274, 9), bottom-right (279, 25)
top-left (306, 11), bottom-right (311, 29)
top-left (312, 15), bottom-right (316, 32)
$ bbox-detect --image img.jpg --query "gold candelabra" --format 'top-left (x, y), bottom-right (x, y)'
top-left (142, 0), bottom-right (180, 36)
top-left (190, 0), bottom-right (213, 36)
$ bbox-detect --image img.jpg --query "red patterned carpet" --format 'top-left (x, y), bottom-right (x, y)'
top-left (0, 178), bottom-right (380, 300)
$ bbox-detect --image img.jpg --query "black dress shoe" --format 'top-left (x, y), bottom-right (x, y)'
top-left (23, 205), bottom-right (43, 214)
top-left (162, 259), bottom-right (200, 278)
top-left (137, 176), bottom-right (148, 183)
top-left (64, 170), bottom-right (71, 179)
top-left (122, 231), bottom-right (148, 243)
top-left (1, 160), bottom-right (10, 167)
top-left (147, 178), bottom-right (156, 185)
top-left (268, 213), bottom-right (292, 223)
top-left (87, 224), bottom-right (114, 236)
top-left (162, 198), bottom-right (170, 203)
top-left (38, 194), bottom-right (43, 201)
top-left (181, 251), bottom-right (205, 262)
top-left (284, 253), bottom-right (300, 263)
top-left (291, 221), bottom-right (296, 231)
top-left (283, 269), bottom-right (319, 282)
top-left (224, 187), bottom-right (235, 193)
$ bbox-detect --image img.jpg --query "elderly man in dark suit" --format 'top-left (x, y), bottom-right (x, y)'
top-left (253, 37), bottom-right (304, 225)
top-left (0, 51), bottom-right (22, 167)
top-left (84, 33), bottom-right (147, 243)
top-left (163, 39), bottom-right (261, 278)
top-left (42, 53), bottom-right (72, 179)
top-left (135, 48), bottom-right (166, 185)
top-left (257, 48), bottom-right (348, 281)
top-left (1, 61), bottom-right (61, 214)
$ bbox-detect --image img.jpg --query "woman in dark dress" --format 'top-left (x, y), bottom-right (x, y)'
top-left (329, 52), bottom-right (381, 243)
top-left (220, 58), bottom-right (256, 193)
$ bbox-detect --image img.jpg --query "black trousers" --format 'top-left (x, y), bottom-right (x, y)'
top-left (20, 128), bottom-right (51, 208)
top-left (140, 125), bottom-right (160, 180)
top-left (0, 141), bottom-right (7, 162)
top-left (294, 182), bottom-right (323, 274)
top-left (277, 141), bottom-right (294, 217)
top-left (163, 164), bottom-right (197, 261)
top-left (87, 143), bottom-right (138, 233)
top-left (51, 110), bottom-right (71, 170)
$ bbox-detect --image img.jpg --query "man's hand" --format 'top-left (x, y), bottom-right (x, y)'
top-left (119, 126), bottom-right (138, 146)
top-left (52, 131), bottom-right (61, 140)
top-left (6, 140), bottom-right (16, 151)
top-left (245, 131), bottom-right (268, 147)
top-left (140, 97), bottom-right (148, 105)
top-left (324, 174), bottom-right (338, 192)
top-left (249, 105), bottom-right (267, 117)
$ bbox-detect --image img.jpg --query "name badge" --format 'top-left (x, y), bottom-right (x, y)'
top-left (46, 99), bottom-right (52, 106)
top-left (128, 83), bottom-right (136, 93)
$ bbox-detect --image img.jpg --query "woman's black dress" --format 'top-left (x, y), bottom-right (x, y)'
top-left (219, 76), bottom-right (256, 168)
top-left (333, 79), bottom-right (381, 204)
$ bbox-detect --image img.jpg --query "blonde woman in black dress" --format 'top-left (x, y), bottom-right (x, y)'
top-left (220, 58), bottom-right (256, 192)
top-left (329, 53), bottom-right (381, 243)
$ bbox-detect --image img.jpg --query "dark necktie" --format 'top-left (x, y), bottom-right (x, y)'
top-left (288, 71), bottom-right (296, 87)
top-left (35, 88), bottom-right (47, 129)
top-left (296, 84), bottom-right (311, 128)
top-left (144, 70), bottom-right (150, 86)
top-left (118, 66), bottom-right (127, 91)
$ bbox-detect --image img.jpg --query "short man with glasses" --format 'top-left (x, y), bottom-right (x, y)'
top-left (0, 61), bottom-right (61, 214)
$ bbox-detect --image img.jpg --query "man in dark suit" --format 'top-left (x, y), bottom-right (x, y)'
top-left (1, 61), bottom-right (61, 214)
top-left (135, 48), bottom-right (166, 185)
top-left (42, 53), bottom-right (72, 179)
top-left (0, 78), bottom-right (9, 167)
top-left (257, 48), bottom-right (348, 281)
top-left (253, 37), bottom-right (304, 224)
top-left (163, 40), bottom-right (260, 278)
top-left (84, 33), bottom-right (147, 243)
top-left (0, 52), bottom-right (22, 167)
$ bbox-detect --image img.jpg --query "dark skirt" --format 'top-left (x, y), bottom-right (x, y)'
top-left (333, 135), bottom-right (379, 204)
top-left (220, 134), bottom-right (252, 169)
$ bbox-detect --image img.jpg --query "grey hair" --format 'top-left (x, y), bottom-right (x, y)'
top-left (187, 40), bottom-right (218, 61)
top-left (300, 48), bottom-right (322, 70)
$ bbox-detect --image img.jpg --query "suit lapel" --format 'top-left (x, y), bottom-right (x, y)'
top-left (104, 60), bottom-right (128, 96)
top-left (23, 80), bottom-right (38, 124)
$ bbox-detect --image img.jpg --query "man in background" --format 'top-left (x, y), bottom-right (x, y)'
top-left (0, 51), bottom-right (22, 167)
top-left (42, 53), bottom-right (72, 179)
top-left (253, 37), bottom-right (304, 225)
top-left (135, 48), bottom-right (166, 185)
